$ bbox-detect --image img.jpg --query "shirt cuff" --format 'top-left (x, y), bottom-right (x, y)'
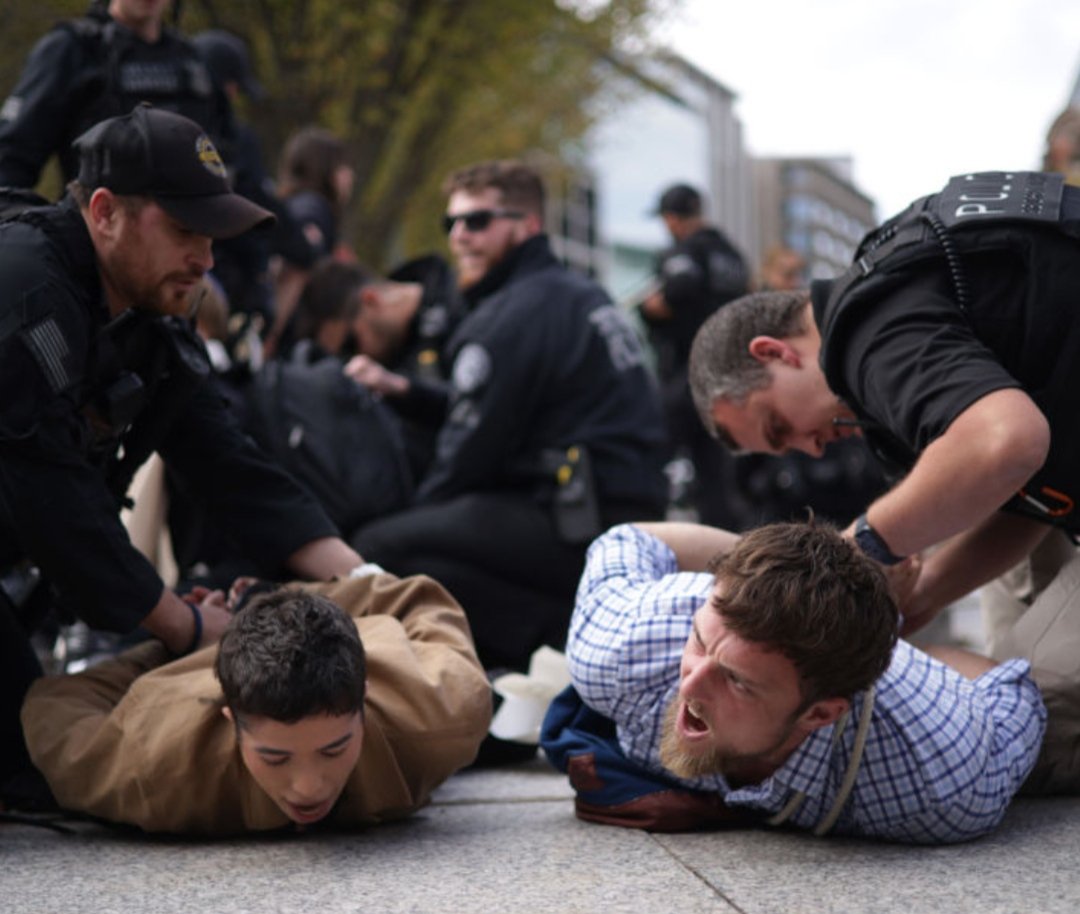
top-left (348, 562), bottom-right (385, 579)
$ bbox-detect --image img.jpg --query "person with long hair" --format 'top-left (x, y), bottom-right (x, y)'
top-left (268, 126), bottom-right (356, 355)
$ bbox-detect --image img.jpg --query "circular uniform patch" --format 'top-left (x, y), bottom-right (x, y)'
top-left (196, 134), bottom-right (227, 179)
top-left (452, 343), bottom-right (492, 394)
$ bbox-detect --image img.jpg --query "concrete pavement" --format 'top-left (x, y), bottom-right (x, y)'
top-left (6, 755), bottom-right (1080, 914)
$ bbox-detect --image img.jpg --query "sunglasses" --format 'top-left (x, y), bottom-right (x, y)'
top-left (442, 208), bottom-right (525, 234)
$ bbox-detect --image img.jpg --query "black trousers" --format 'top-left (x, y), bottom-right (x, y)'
top-left (352, 492), bottom-right (658, 671)
top-left (0, 592), bottom-right (43, 781)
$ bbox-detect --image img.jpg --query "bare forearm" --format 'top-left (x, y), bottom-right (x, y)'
top-left (286, 536), bottom-right (362, 580)
top-left (343, 355), bottom-right (410, 396)
top-left (142, 586), bottom-right (232, 653)
top-left (633, 522), bottom-right (739, 573)
top-left (140, 588), bottom-right (199, 655)
top-left (905, 513), bottom-right (1050, 627)
top-left (858, 389), bottom-right (1049, 558)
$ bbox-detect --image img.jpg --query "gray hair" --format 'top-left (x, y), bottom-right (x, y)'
top-left (688, 291), bottom-right (810, 444)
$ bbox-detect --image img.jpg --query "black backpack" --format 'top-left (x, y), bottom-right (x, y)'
top-left (244, 350), bottom-right (414, 536)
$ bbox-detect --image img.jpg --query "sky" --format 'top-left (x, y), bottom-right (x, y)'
top-left (657, 0), bottom-right (1080, 220)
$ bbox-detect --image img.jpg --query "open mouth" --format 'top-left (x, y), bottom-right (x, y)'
top-left (678, 700), bottom-right (711, 741)
top-left (286, 799), bottom-right (332, 824)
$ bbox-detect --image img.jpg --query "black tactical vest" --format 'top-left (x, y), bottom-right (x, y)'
top-left (54, 13), bottom-right (224, 181)
top-left (824, 171), bottom-right (1080, 317)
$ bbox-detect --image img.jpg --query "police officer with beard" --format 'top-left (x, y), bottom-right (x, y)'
top-left (0, 106), bottom-right (361, 801)
top-left (353, 160), bottom-right (668, 677)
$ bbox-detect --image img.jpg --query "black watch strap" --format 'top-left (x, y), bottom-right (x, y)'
top-left (853, 514), bottom-right (904, 566)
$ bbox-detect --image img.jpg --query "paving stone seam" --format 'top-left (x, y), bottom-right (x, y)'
top-left (651, 834), bottom-right (750, 913)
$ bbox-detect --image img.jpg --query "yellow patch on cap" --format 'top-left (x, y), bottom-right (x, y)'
top-left (196, 134), bottom-right (227, 178)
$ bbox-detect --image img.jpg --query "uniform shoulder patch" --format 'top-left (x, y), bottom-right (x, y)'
top-left (22, 316), bottom-right (72, 393)
top-left (0, 95), bottom-right (22, 122)
top-left (661, 252), bottom-right (700, 279)
top-left (452, 343), bottom-right (492, 394)
top-left (589, 305), bottom-right (645, 372)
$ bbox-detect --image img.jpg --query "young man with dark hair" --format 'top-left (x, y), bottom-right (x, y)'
top-left (341, 254), bottom-right (463, 484)
top-left (543, 521), bottom-right (1045, 842)
top-left (20, 571), bottom-right (491, 834)
top-left (286, 260), bottom-right (371, 360)
top-left (216, 588), bottom-right (367, 724)
top-left (216, 589), bottom-right (367, 828)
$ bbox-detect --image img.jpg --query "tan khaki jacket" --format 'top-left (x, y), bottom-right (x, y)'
top-left (22, 574), bottom-right (492, 835)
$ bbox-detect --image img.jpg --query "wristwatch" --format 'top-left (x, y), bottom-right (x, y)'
top-left (853, 514), bottom-right (905, 566)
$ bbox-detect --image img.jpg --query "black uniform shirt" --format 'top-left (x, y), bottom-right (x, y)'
top-left (417, 235), bottom-right (667, 509)
top-left (0, 201), bottom-right (337, 631)
top-left (382, 254), bottom-right (462, 428)
top-left (815, 225), bottom-right (1080, 530)
top-left (645, 226), bottom-right (748, 381)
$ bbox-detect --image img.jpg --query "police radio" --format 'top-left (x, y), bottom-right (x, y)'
top-left (552, 446), bottom-right (601, 545)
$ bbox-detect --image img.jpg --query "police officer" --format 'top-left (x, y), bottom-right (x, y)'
top-left (688, 171), bottom-right (1080, 792)
top-left (682, 169), bottom-right (1080, 786)
top-left (735, 242), bottom-right (887, 529)
top-left (691, 169), bottom-right (1080, 617)
top-left (191, 28), bottom-right (318, 324)
top-left (352, 160), bottom-right (668, 674)
top-left (0, 1), bottom-right (228, 187)
top-left (0, 4), bottom-right (314, 329)
top-left (0, 106), bottom-right (361, 794)
top-left (640, 182), bottom-right (750, 528)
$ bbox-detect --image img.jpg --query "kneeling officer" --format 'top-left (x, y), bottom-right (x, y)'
top-left (0, 104), bottom-right (361, 793)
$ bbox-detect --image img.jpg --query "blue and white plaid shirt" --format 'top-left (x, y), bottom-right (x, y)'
top-left (567, 524), bottom-right (1046, 844)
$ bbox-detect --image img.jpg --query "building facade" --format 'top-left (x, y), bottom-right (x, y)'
top-left (583, 52), bottom-right (753, 306)
top-left (567, 52), bottom-right (879, 294)
top-left (753, 157), bottom-right (876, 281)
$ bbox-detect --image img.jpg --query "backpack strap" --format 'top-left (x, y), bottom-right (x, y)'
top-left (0, 187), bottom-right (51, 221)
top-left (766, 684), bottom-right (876, 836)
top-left (830, 172), bottom-right (1074, 318)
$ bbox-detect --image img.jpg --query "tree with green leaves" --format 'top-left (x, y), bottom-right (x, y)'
top-left (1, 0), bottom-right (677, 268)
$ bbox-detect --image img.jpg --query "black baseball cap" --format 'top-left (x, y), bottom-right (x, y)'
top-left (73, 104), bottom-right (274, 239)
top-left (653, 183), bottom-right (702, 217)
